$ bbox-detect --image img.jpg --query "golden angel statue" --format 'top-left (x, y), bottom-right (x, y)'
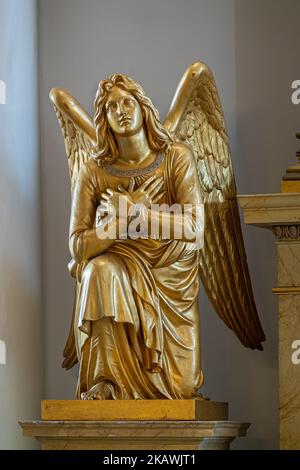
top-left (50, 62), bottom-right (265, 400)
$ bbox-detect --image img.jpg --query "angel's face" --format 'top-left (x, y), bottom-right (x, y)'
top-left (105, 86), bottom-right (143, 137)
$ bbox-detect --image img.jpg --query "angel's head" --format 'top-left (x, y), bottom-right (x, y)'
top-left (93, 74), bottom-right (173, 165)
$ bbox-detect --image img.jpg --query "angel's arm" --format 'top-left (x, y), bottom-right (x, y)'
top-left (145, 144), bottom-right (204, 245)
top-left (50, 88), bottom-right (97, 144)
top-left (69, 164), bottom-right (121, 263)
top-left (164, 63), bottom-right (205, 134)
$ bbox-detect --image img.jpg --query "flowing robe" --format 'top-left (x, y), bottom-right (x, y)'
top-left (69, 142), bottom-right (204, 399)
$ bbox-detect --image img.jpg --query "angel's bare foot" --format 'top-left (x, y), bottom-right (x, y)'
top-left (81, 381), bottom-right (113, 400)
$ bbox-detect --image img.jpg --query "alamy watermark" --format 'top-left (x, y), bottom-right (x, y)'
top-left (291, 339), bottom-right (300, 365)
top-left (0, 340), bottom-right (6, 365)
top-left (0, 80), bottom-right (6, 105)
top-left (291, 80), bottom-right (300, 105)
top-left (96, 199), bottom-right (205, 249)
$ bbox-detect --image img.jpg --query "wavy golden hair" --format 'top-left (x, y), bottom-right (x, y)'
top-left (93, 74), bottom-right (173, 165)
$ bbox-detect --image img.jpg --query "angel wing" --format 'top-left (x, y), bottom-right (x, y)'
top-left (49, 88), bottom-right (96, 192)
top-left (49, 88), bottom-right (96, 368)
top-left (164, 62), bottom-right (265, 350)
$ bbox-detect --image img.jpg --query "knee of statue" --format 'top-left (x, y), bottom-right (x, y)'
top-left (84, 254), bottom-right (120, 280)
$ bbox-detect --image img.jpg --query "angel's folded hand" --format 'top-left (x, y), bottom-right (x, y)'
top-left (119, 176), bottom-right (165, 209)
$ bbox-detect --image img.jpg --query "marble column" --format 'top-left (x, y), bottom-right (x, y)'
top-left (238, 192), bottom-right (300, 450)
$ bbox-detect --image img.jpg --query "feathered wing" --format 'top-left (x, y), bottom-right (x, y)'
top-left (50, 88), bottom-right (96, 192)
top-left (49, 88), bottom-right (96, 368)
top-left (164, 62), bottom-right (265, 350)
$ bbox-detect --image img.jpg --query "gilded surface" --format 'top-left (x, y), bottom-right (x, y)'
top-left (50, 61), bottom-right (264, 400)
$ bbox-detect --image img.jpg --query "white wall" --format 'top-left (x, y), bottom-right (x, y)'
top-left (0, 0), bottom-right (42, 449)
top-left (38, 0), bottom-right (300, 449)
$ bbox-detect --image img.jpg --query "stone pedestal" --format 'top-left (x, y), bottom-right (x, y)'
top-left (19, 399), bottom-right (249, 450)
top-left (20, 419), bottom-right (249, 450)
top-left (238, 192), bottom-right (300, 450)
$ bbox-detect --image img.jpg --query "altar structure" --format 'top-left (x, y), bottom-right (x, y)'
top-left (238, 139), bottom-right (300, 450)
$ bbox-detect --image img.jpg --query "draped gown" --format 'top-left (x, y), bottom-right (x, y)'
top-left (69, 142), bottom-right (204, 399)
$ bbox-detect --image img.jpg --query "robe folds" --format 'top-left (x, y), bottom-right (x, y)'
top-left (69, 142), bottom-right (204, 399)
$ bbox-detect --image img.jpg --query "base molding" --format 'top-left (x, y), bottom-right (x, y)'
top-left (20, 419), bottom-right (250, 450)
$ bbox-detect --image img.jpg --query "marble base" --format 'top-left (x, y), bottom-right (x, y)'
top-left (20, 420), bottom-right (250, 450)
top-left (278, 294), bottom-right (300, 449)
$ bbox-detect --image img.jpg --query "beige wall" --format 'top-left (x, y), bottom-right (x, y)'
top-left (0, 0), bottom-right (42, 449)
top-left (38, 0), bottom-right (300, 449)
